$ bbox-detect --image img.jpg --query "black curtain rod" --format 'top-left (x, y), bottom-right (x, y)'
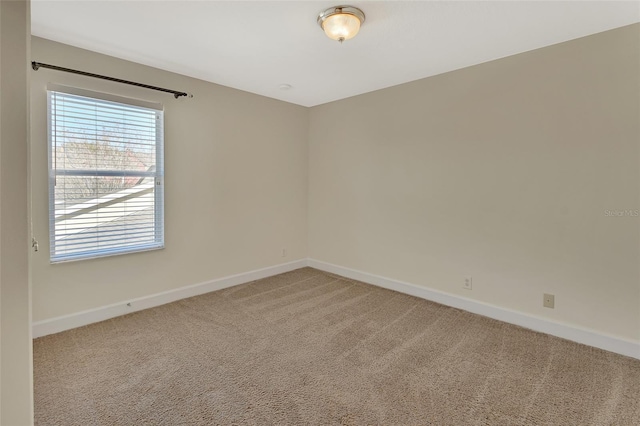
top-left (31, 61), bottom-right (189, 99)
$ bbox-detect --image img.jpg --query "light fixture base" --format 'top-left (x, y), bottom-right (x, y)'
top-left (317, 6), bottom-right (366, 27)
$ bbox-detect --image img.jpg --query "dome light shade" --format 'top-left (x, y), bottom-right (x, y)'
top-left (317, 6), bottom-right (365, 43)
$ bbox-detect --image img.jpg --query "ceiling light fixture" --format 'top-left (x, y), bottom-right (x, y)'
top-left (317, 5), bottom-right (365, 43)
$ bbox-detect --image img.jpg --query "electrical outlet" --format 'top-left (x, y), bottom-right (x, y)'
top-left (543, 293), bottom-right (555, 309)
top-left (281, 248), bottom-right (287, 258)
top-left (463, 276), bottom-right (472, 290)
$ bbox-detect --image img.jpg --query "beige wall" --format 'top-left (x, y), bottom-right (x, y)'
top-left (32, 24), bottom-right (639, 345)
top-left (1, 0), bottom-right (33, 424)
top-left (308, 24), bottom-right (640, 342)
top-left (31, 37), bottom-right (308, 321)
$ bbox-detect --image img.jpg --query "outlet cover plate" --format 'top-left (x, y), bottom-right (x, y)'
top-left (464, 276), bottom-right (472, 290)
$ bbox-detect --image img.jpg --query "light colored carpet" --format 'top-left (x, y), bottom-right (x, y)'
top-left (34, 267), bottom-right (640, 425)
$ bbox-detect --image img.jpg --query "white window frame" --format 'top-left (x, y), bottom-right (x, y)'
top-left (47, 84), bottom-right (165, 263)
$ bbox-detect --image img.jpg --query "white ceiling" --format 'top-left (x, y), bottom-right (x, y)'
top-left (31, 1), bottom-right (640, 107)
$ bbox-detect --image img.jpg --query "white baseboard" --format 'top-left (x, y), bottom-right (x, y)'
top-left (33, 257), bottom-right (640, 360)
top-left (32, 259), bottom-right (308, 338)
top-left (308, 259), bottom-right (640, 360)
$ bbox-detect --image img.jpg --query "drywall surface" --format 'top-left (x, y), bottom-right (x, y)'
top-left (31, 37), bottom-right (308, 321)
top-left (308, 24), bottom-right (640, 342)
top-left (1, 0), bottom-right (34, 424)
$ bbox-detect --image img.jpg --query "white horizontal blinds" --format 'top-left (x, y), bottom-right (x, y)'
top-left (48, 90), bottom-right (164, 262)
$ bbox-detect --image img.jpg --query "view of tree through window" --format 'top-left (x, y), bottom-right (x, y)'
top-left (55, 127), bottom-right (155, 200)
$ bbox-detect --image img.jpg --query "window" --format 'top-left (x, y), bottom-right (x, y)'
top-left (48, 86), bottom-right (164, 262)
